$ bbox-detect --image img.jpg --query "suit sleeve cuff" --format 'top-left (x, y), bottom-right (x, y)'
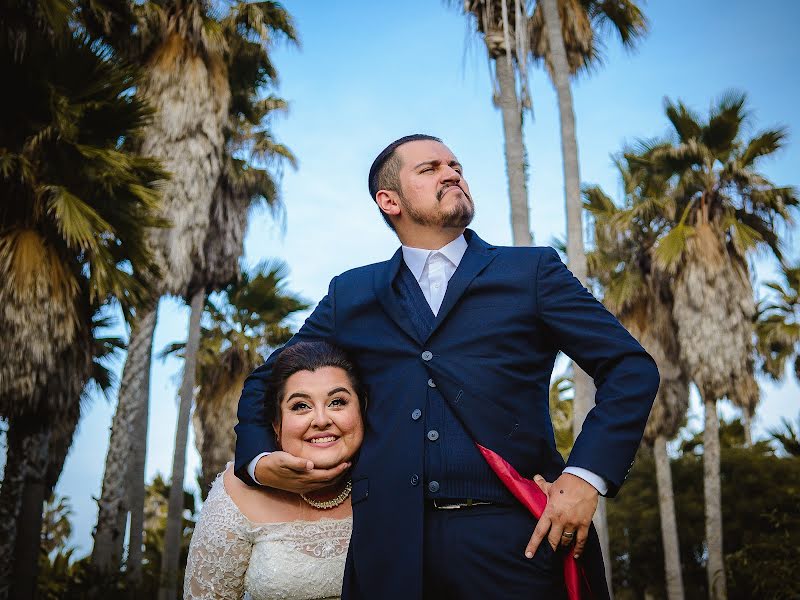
top-left (247, 452), bottom-right (271, 485)
top-left (563, 466), bottom-right (608, 496)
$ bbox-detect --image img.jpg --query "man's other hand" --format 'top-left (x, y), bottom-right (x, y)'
top-left (525, 472), bottom-right (599, 560)
top-left (254, 451), bottom-right (350, 494)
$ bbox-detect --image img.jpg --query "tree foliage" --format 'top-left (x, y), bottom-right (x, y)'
top-left (608, 421), bottom-right (800, 600)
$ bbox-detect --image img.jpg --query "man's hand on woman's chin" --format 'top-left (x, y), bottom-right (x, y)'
top-left (254, 451), bottom-right (351, 494)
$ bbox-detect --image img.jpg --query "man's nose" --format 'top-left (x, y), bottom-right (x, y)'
top-left (441, 167), bottom-right (461, 184)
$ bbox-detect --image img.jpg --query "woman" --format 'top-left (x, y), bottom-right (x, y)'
top-left (184, 341), bottom-right (365, 600)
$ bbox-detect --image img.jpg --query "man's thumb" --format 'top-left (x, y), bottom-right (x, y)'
top-left (533, 474), bottom-right (548, 493)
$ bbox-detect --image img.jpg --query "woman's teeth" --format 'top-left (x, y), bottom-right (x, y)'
top-left (309, 436), bottom-right (337, 444)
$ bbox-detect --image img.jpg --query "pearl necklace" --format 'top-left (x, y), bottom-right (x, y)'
top-left (300, 480), bottom-right (352, 510)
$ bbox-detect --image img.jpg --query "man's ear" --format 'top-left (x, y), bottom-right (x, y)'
top-left (375, 190), bottom-right (401, 220)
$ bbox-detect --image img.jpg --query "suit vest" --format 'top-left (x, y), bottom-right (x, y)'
top-left (394, 262), bottom-right (513, 502)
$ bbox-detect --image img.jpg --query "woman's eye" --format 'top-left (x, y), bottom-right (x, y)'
top-left (290, 402), bottom-right (310, 411)
top-left (330, 398), bottom-right (347, 407)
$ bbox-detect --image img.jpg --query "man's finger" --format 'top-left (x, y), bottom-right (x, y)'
top-left (548, 521), bottom-right (564, 552)
top-left (533, 474), bottom-right (552, 495)
top-left (572, 524), bottom-right (590, 559)
top-left (305, 462), bottom-right (351, 483)
top-left (525, 515), bottom-right (551, 558)
top-left (279, 453), bottom-right (315, 473)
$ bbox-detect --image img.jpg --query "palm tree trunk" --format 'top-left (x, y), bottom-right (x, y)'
top-left (703, 396), bottom-right (727, 600)
top-left (654, 434), bottom-right (685, 600)
top-left (0, 416), bottom-right (50, 599)
top-left (92, 297), bottom-right (159, 574)
top-left (492, 54), bottom-right (532, 247)
top-left (158, 288), bottom-right (205, 600)
top-left (741, 409), bottom-right (752, 447)
top-left (539, 0), bottom-right (611, 592)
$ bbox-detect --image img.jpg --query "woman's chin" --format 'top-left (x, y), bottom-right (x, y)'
top-left (300, 448), bottom-right (352, 470)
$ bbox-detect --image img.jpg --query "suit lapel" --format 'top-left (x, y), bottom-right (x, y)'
top-left (373, 248), bottom-right (425, 345)
top-left (427, 230), bottom-right (497, 340)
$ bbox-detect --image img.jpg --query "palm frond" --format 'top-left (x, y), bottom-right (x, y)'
top-left (739, 128), bottom-right (788, 167)
top-left (652, 223), bottom-right (694, 273)
top-left (663, 97), bottom-right (702, 142)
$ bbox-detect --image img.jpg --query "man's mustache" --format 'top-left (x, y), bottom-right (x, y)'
top-left (437, 184), bottom-right (471, 202)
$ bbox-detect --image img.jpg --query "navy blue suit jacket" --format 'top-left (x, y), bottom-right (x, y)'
top-left (234, 230), bottom-right (659, 599)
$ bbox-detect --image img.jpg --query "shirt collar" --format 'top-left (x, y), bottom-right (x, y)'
top-left (401, 234), bottom-right (468, 282)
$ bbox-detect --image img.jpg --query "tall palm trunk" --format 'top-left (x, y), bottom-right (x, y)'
top-left (9, 419), bottom-right (50, 599)
top-left (0, 417), bottom-right (48, 598)
top-left (92, 298), bottom-right (159, 572)
top-left (703, 396), bottom-right (726, 600)
top-left (127, 365), bottom-right (153, 584)
top-left (94, 38), bottom-right (229, 578)
top-left (540, 0), bottom-right (610, 590)
top-left (741, 408), bottom-right (753, 447)
top-left (493, 53), bottom-right (532, 246)
top-left (159, 288), bottom-right (205, 600)
top-left (654, 434), bottom-right (685, 600)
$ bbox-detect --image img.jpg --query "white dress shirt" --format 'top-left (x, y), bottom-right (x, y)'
top-left (249, 233), bottom-right (607, 495)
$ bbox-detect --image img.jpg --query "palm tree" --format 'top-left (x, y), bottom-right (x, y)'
top-left (628, 91), bottom-right (798, 600)
top-left (584, 158), bottom-right (688, 600)
top-left (157, 30), bottom-right (298, 594)
top-left (549, 373), bottom-right (574, 460)
top-left (756, 264), bottom-right (800, 385)
top-left (455, 0), bottom-right (534, 246)
top-left (160, 263), bottom-right (307, 495)
top-left (0, 3), bottom-right (163, 593)
top-left (89, 0), bottom-right (298, 577)
top-left (531, 5), bottom-right (646, 582)
top-left (768, 415), bottom-right (800, 457)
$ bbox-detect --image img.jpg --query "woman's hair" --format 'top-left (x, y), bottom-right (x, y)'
top-left (265, 341), bottom-right (366, 424)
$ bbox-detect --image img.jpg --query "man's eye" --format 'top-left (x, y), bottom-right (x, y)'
top-left (421, 167), bottom-right (434, 173)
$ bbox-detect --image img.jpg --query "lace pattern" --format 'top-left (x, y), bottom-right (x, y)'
top-left (184, 473), bottom-right (351, 600)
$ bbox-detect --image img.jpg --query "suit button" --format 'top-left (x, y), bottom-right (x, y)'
top-left (427, 430), bottom-right (439, 441)
top-left (410, 474), bottom-right (420, 486)
top-left (427, 378), bottom-right (436, 388)
top-left (428, 481), bottom-right (440, 493)
top-left (411, 409), bottom-right (422, 421)
top-left (421, 351), bottom-right (433, 361)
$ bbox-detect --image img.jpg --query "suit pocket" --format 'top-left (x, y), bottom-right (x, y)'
top-left (351, 477), bottom-right (369, 505)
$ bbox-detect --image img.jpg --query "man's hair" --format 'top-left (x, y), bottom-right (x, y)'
top-left (368, 134), bottom-right (442, 230)
top-left (265, 341), bottom-right (366, 426)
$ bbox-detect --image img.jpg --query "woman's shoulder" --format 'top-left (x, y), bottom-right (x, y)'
top-left (221, 466), bottom-right (299, 525)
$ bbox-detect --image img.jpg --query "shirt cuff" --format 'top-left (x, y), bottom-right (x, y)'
top-left (247, 452), bottom-right (271, 485)
top-left (563, 466), bottom-right (608, 496)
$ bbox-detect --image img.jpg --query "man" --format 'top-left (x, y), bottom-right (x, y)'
top-left (235, 134), bottom-right (659, 599)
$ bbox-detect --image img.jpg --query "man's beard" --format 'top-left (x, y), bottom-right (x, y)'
top-left (399, 187), bottom-right (475, 229)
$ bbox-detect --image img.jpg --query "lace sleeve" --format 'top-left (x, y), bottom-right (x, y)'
top-left (184, 475), bottom-right (253, 599)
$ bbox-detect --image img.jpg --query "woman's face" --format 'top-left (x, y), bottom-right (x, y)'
top-left (274, 366), bottom-right (364, 469)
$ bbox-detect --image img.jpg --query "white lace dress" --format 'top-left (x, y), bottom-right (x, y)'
top-left (184, 474), bottom-right (352, 600)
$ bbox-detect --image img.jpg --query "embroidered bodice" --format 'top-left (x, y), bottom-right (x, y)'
top-left (184, 474), bottom-right (351, 600)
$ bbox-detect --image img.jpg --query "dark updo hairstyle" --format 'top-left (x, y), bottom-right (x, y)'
top-left (265, 341), bottom-right (366, 425)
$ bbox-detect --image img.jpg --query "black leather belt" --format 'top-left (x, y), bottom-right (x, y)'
top-left (427, 498), bottom-right (494, 510)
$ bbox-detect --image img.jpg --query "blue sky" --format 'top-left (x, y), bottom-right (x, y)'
top-left (49, 0), bottom-right (800, 556)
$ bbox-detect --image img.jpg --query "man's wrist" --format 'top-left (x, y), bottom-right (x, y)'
top-left (563, 466), bottom-right (608, 495)
top-left (247, 452), bottom-right (271, 485)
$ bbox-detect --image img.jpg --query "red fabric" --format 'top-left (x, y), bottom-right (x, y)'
top-left (476, 444), bottom-right (594, 600)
